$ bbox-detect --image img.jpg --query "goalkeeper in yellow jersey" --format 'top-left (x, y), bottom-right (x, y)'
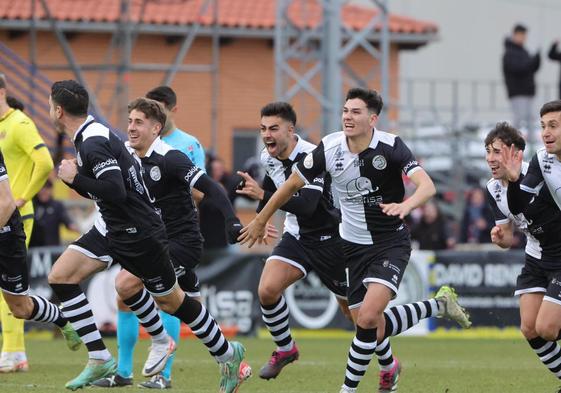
top-left (0, 74), bottom-right (54, 372)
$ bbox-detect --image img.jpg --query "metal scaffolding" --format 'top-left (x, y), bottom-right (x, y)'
top-left (22, 0), bottom-right (221, 143)
top-left (274, 0), bottom-right (390, 135)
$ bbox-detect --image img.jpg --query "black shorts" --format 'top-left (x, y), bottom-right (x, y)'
top-left (515, 254), bottom-right (561, 305)
top-left (108, 229), bottom-right (177, 297)
top-left (269, 232), bottom-right (347, 298)
top-left (169, 235), bottom-right (202, 297)
top-left (343, 231), bottom-right (411, 310)
top-left (0, 225), bottom-right (29, 295)
top-left (69, 227), bottom-right (113, 266)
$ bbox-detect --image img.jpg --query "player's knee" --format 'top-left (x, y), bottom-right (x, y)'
top-left (520, 322), bottom-right (538, 339)
top-left (115, 274), bottom-right (141, 299)
top-left (48, 269), bottom-right (70, 284)
top-left (6, 300), bottom-right (29, 320)
top-left (535, 320), bottom-right (561, 341)
top-left (356, 312), bottom-right (382, 329)
top-left (258, 283), bottom-right (282, 305)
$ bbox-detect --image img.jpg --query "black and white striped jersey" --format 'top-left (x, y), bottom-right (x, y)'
top-left (486, 162), bottom-right (542, 259)
top-left (521, 147), bottom-right (561, 209)
top-left (515, 148), bottom-right (561, 265)
top-left (0, 151), bottom-right (21, 237)
top-left (71, 115), bottom-right (163, 238)
top-left (295, 129), bottom-right (421, 245)
top-left (259, 135), bottom-right (340, 244)
top-left (126, 137), bottom-right (203, 241)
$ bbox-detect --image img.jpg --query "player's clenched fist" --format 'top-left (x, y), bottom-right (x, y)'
top-left (58, 158), bottom-right (78, 184)
top-left (490, 225), bottom-right (504, 244)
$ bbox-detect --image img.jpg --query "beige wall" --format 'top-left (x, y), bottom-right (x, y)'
top-left (1, 31), bottom-right (401, 168)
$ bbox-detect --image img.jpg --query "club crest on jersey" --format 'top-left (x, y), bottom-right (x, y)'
top-left (372, 155), bottom-right (387, 170)
top-left (303, 153), bottom-right (313, 169)
top-left (76, 152), bottom-right (83, 167)
top-left (150, 166), bottom-right (161, 181)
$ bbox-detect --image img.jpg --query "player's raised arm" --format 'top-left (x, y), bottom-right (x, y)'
top-left (238, 172), bottom-right (305, 248)
top-left (381, 169), bottom-right (436, 219)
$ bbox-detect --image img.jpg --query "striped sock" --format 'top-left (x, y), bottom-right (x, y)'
top-left (29, 295), bottom-right (67, 328)
top-left (528, 337), bottom-right (561, 378)
top-left (374, 337), bottom-right (394, 371)
top-left (383, 299), bottom-right (440, 338)
top-left (122, 289), bottom-right (168, 344)
top-left (173, 295), bottom-right (233, 363)
top-left (343, 325), bottom-right (377, 390)
top-left (50, 283), bottom-right (111, 361)
top-left (261, 296), bottom-right (294, 352)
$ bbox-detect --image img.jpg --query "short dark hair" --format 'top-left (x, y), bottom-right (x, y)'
top-left (51, 80), bottom-right (89, 117)
top-left (484, 121), bottom-right (525, 151)
top-left (345, 87), bottom-right (383, 115)
top-left (128, 97), bottom-right (167, 129)
top-left (260, 102), bottom-right (297, 125)
top-left (540, 100), bottom-right (561, 117)
top-left (6, 96), bottom-right (24, 111)
top-left (513, 24), bottom-right (527, 34)
top-left (146, 86), bottom-right (176, 110)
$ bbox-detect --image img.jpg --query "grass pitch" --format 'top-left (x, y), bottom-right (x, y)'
top-left (1, 334), bottom-right (558, 393)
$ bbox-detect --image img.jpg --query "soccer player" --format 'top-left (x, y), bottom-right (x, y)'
top-left (236, 101), bottom-right (470, 391)
top-left (235, 101), bottom-right (350, 379)
top-left (107, 86), bottom-right (207, 389)
top-left (0, 74), bottom-right (54, 372)
top-left (0, 149), bottom-right (80, 349)
top-left (92, 97), bottom-right (251, 389)
top-left (501, 102), bottom-right (561, 382)
top-left (146, 85), bottom-right (205, 169)
top-left (239, 88), bottom-right (457, 392)
top-left (48, 80), bottom-right (247, 392)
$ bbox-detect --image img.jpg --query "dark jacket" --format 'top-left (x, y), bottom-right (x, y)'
top-left (548, 41), bottom-right (561, 98)
top-left (411, 218), bottom-right (449, 250)
top-left (502, 38), bottom-right (540, 98)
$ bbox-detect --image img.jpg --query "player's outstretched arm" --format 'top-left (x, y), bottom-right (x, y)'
top-left (193, 173), bottom-right (243, 243)
top-left (237, 171), bottom-right (322, 217)
top-left (239, 172), bottom-right (305, 248)
top-left (381, 169), bottom-right (436, 219)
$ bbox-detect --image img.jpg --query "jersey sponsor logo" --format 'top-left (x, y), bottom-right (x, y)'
top-left (353, 159), bottom-right (364, 167)
top-left (303, 153), bottom-right (313, 169)
top-left (150, 166), bottom-right (162, 181)
top-left (184, 166), bottom-right (198, 183)
top-left (403, 160), bottom-right (419, 173)
top-left (372, 155), bottom-right (387, 170)
top-left (345, 177), bottom-right (379, 197)
top-left (128, 166), bottom-right (145, 195)
top-left (313, 177), bottom-right (324, 184)
top-left (76, 152), bottom-right (83, 167)
top-left (93, 158), bottom-right (118, 174)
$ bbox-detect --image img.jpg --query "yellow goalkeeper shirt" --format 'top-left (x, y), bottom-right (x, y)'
top-left (0, 108), bottom-right (53, 219)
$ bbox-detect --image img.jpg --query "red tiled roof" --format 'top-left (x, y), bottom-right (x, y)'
top-left (0, 0), bottom-right (438, 35)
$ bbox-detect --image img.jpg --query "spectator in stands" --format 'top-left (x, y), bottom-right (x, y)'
top-left (29, 180), bottom-right (79, 247)
top-left (502, 24), bottom-right (540, 132)
top-left (460, 188), bottom-right (495, 244)
top-left (548, 39), bottom-right (561, 99)
top-left (411, 200), bottom-right (454, 250)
